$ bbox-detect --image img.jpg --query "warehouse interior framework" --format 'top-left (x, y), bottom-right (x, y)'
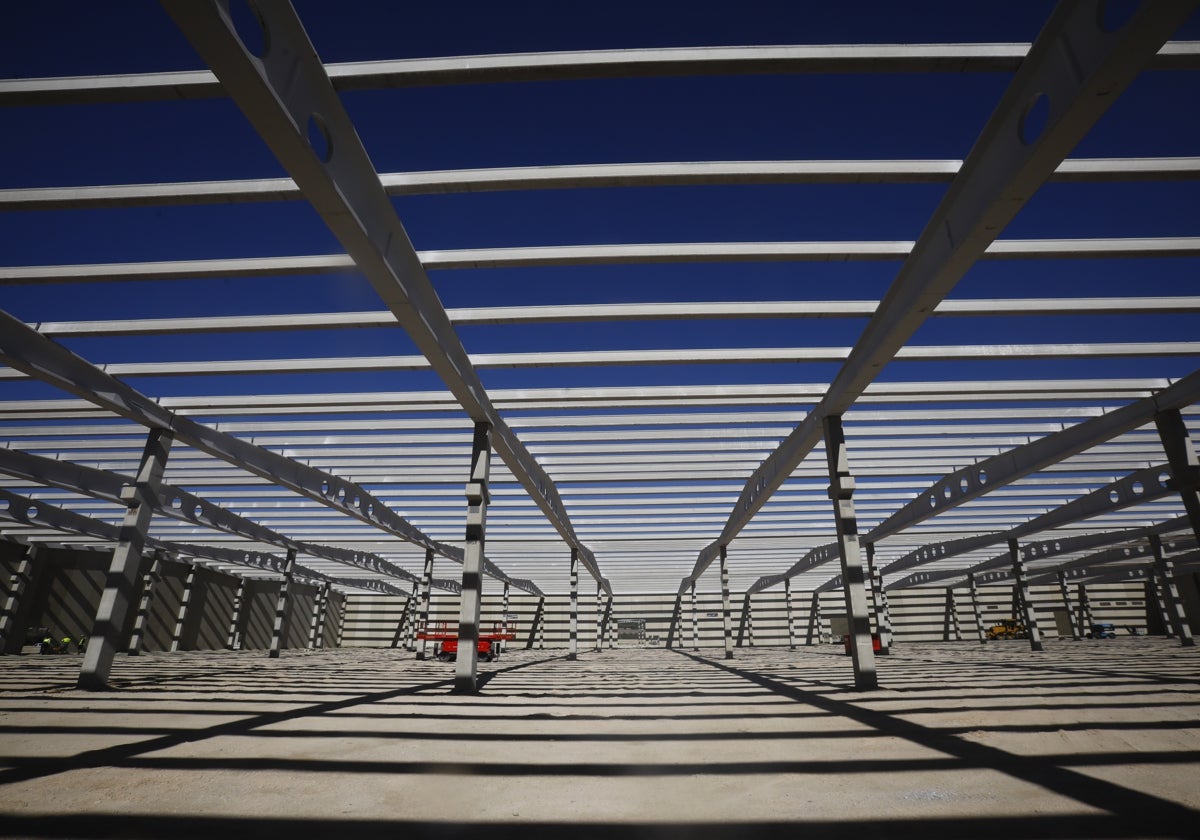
top-left (0, 0), bottom-right (1199, 708)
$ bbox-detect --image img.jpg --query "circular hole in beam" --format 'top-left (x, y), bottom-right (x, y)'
top-left (229, 0), bottom-right (269, 58)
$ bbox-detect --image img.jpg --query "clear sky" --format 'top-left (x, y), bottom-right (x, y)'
top-left (2, 2), bottom-right (1198, 592)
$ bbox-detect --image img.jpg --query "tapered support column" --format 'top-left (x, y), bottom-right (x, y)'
top-left (719, 545), bottom-right (733, 660)
top-left (1008, 539), bottom-right (1043, 652)
top-left (1077, 584), bottom-right (1093, 635)
top-left (128, 555), bottom-right (160, 655)
top-left (501, 581), bottom-right (511, 654)
top-left (1155, 409), bottom-right (1200, 542)
top-left (806, 591), bottom-right (822, 646)
top-left (1150, 534), bottom-right (1195, 647)
top-left (225, 577), bottom-right (246, 651)
top-left (969, 574), bottom-right (987, 644)
top-left (269, 548), bottom-right (297, 659)
top-left (823, 415), bottom-right (877, 690)
top-left (946, 589), bottom-right (962, 641)
top-left (403, 581), bottom-right (418, 650)
top-left (537, 598), bottom-right (545, 650)
top-left (690, 581), bottom-right (699, 650)
top-left (568, 546), bottom-right (579, 660)
top-left (416, 547), bottom-right (434, 660)
top-left (866, 544), bottom-right (892, 655)
top-left (1057, 571), bottom-right (1080, 641)
top-left (0, 545), bottom-right (37, 655)
top-left (594, 580), bottom-right (603, 653)
top-left (784, 578), bottom-right (796, 650)
top-left (879, 587), bottom-right (894, 651)
top-left (454, 422), bottom-right (491, 693)
top-left (315, 582), bottom-right (332, 649)
top-left (605, 595), bottom-right (616, 649)
top-left (334, 597), bottom-right (347, 647)
top-left (79, 429), bottom-right (173, 690)
top-left (735, 591), bottom-right (751, 648)
top-left (309, 582), bottom-right (327, 650)
top-left (396, 590), bottom-right (415, 648)
top-left (747, 596), bottom-right (755, 647)
top-left (169, 566), bottom-right (197, 653)
top-left (666, 592), bottom-right (682, 649)
top-left (526, 596), bottom-right (545, 649)
top-left (1151, 569), bottom-right (1175, 637)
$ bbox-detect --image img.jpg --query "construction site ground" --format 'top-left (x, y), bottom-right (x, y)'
top-left (1, 639), bottom-right (1198, 839)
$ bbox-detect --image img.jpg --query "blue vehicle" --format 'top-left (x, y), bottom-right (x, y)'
top-left (1087, 622), bottom-right (1117, 639)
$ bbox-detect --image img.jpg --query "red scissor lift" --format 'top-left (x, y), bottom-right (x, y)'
top-left (417, 620), bottom-right (515, 662)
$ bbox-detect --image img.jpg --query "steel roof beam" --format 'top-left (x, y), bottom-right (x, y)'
top-left (869, 371), bottom-right (1200, 542)
top-left (886, 515), bottom-right (1193, 590)
top-left (0, 486), bottom-right (332, 581)
top-left (26, 296), bottom-right (1200, 337)
top-left (3, 41), bottom-right (1197, 106)
top-left (0, 308), bottom-right (499, 558)
top-left (4, 156), bottom-right (1199, 211)
top-left (3, 342), bottom-right (1193, 380)
top-left (685, 1), bottom-right (1200, 589)
top-left (162, 1), bottom-right (600, 594)
top-left (0, 444), bottom-right (486, 591)
top-left (880, 463), bottom-right (1177, 576)
top-left (7, 236), bottom-right (1200, 285)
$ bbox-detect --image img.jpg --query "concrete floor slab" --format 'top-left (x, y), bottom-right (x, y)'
top-left (1, 641), bottom-right (1199, 838)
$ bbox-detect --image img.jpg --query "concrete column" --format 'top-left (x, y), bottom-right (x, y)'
top-left (1150, 533), bottom-right (1195, 647)
top-left (169, 565), bottom-right (197, 653)
top-left (665, 592), bottom-right (681, 649)
top-left (946, 588), bottom-right (962, 641)
top-left (501, 581), bottom-right (510, 654)
top-left (969, 574), bottom-right (987, 644)
top-left (309, 582), bottom-right (327, 650)
top-left (396, 590), bottom-right (415, 648)
top-left (127, 555), bottom-right (160, 656)
top-left (269, 548), bottom-right (297, 659)
top-left (0, 544), bottom-right (37, 655)
top-left (315, 582), bottom-right (331, 649)
top-left (526, 596), bottom-right (545, 650)
top-left (1057, 571), bottom-right (1081, 640)
top-left (1008, 539), bottom-right (1044, 652)
top-left (454, 422), bottom-right (491, 693)
top-left (806, 591), bottom-right (822, 646)
top-left (594, 580), bottom-right (603, 653)
top-left (735, 591), bottom-right (751, 648)
top-left (784, 578), bottom-right (796, 650)
top-left (537, 597), bottom-right (545, 650)
top-left (415, 547), bottom-right (434, 660)
top-left (879, 588), bottom-right (894, 650)
top-left (225, 577), bottom-right (246, 651)
top-left (79, 429), bottom-right (173, 690)
top-left (334, 596), bottom-right (347, 647)
top-left (404, 581), bottom-right (418, 650)
top-left (823, 414), bottom-right (877, 690)
top-left (690, 581), bottom-right (699, 650)
top-left (719, 545), bottom-right (733, 660)
top-left (1155, 408), bottom-right (1200, 542)
top-left (568, 546), bottom-right (579, 660)
top-left (1077, 584), bottom-right (1094, 634)
top-left (1151, 569), bottom-right (1175, 637)
top-left (606, 595), bottom-right (616, 649)
top-left (746, 596), bottom-right (755, 647)
top-left (866, 543), bottom-right (891, 655)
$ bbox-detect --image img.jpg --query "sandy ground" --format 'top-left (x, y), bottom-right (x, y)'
top-left (1, 639), bottom-right (1199, 839)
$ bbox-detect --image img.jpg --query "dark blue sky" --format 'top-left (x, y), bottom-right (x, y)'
top-left (2, 1), bottom-right (1198, 404)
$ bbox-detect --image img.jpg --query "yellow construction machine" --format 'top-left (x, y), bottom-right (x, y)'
top-left (985, 618), bottom-right (1028, 640)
